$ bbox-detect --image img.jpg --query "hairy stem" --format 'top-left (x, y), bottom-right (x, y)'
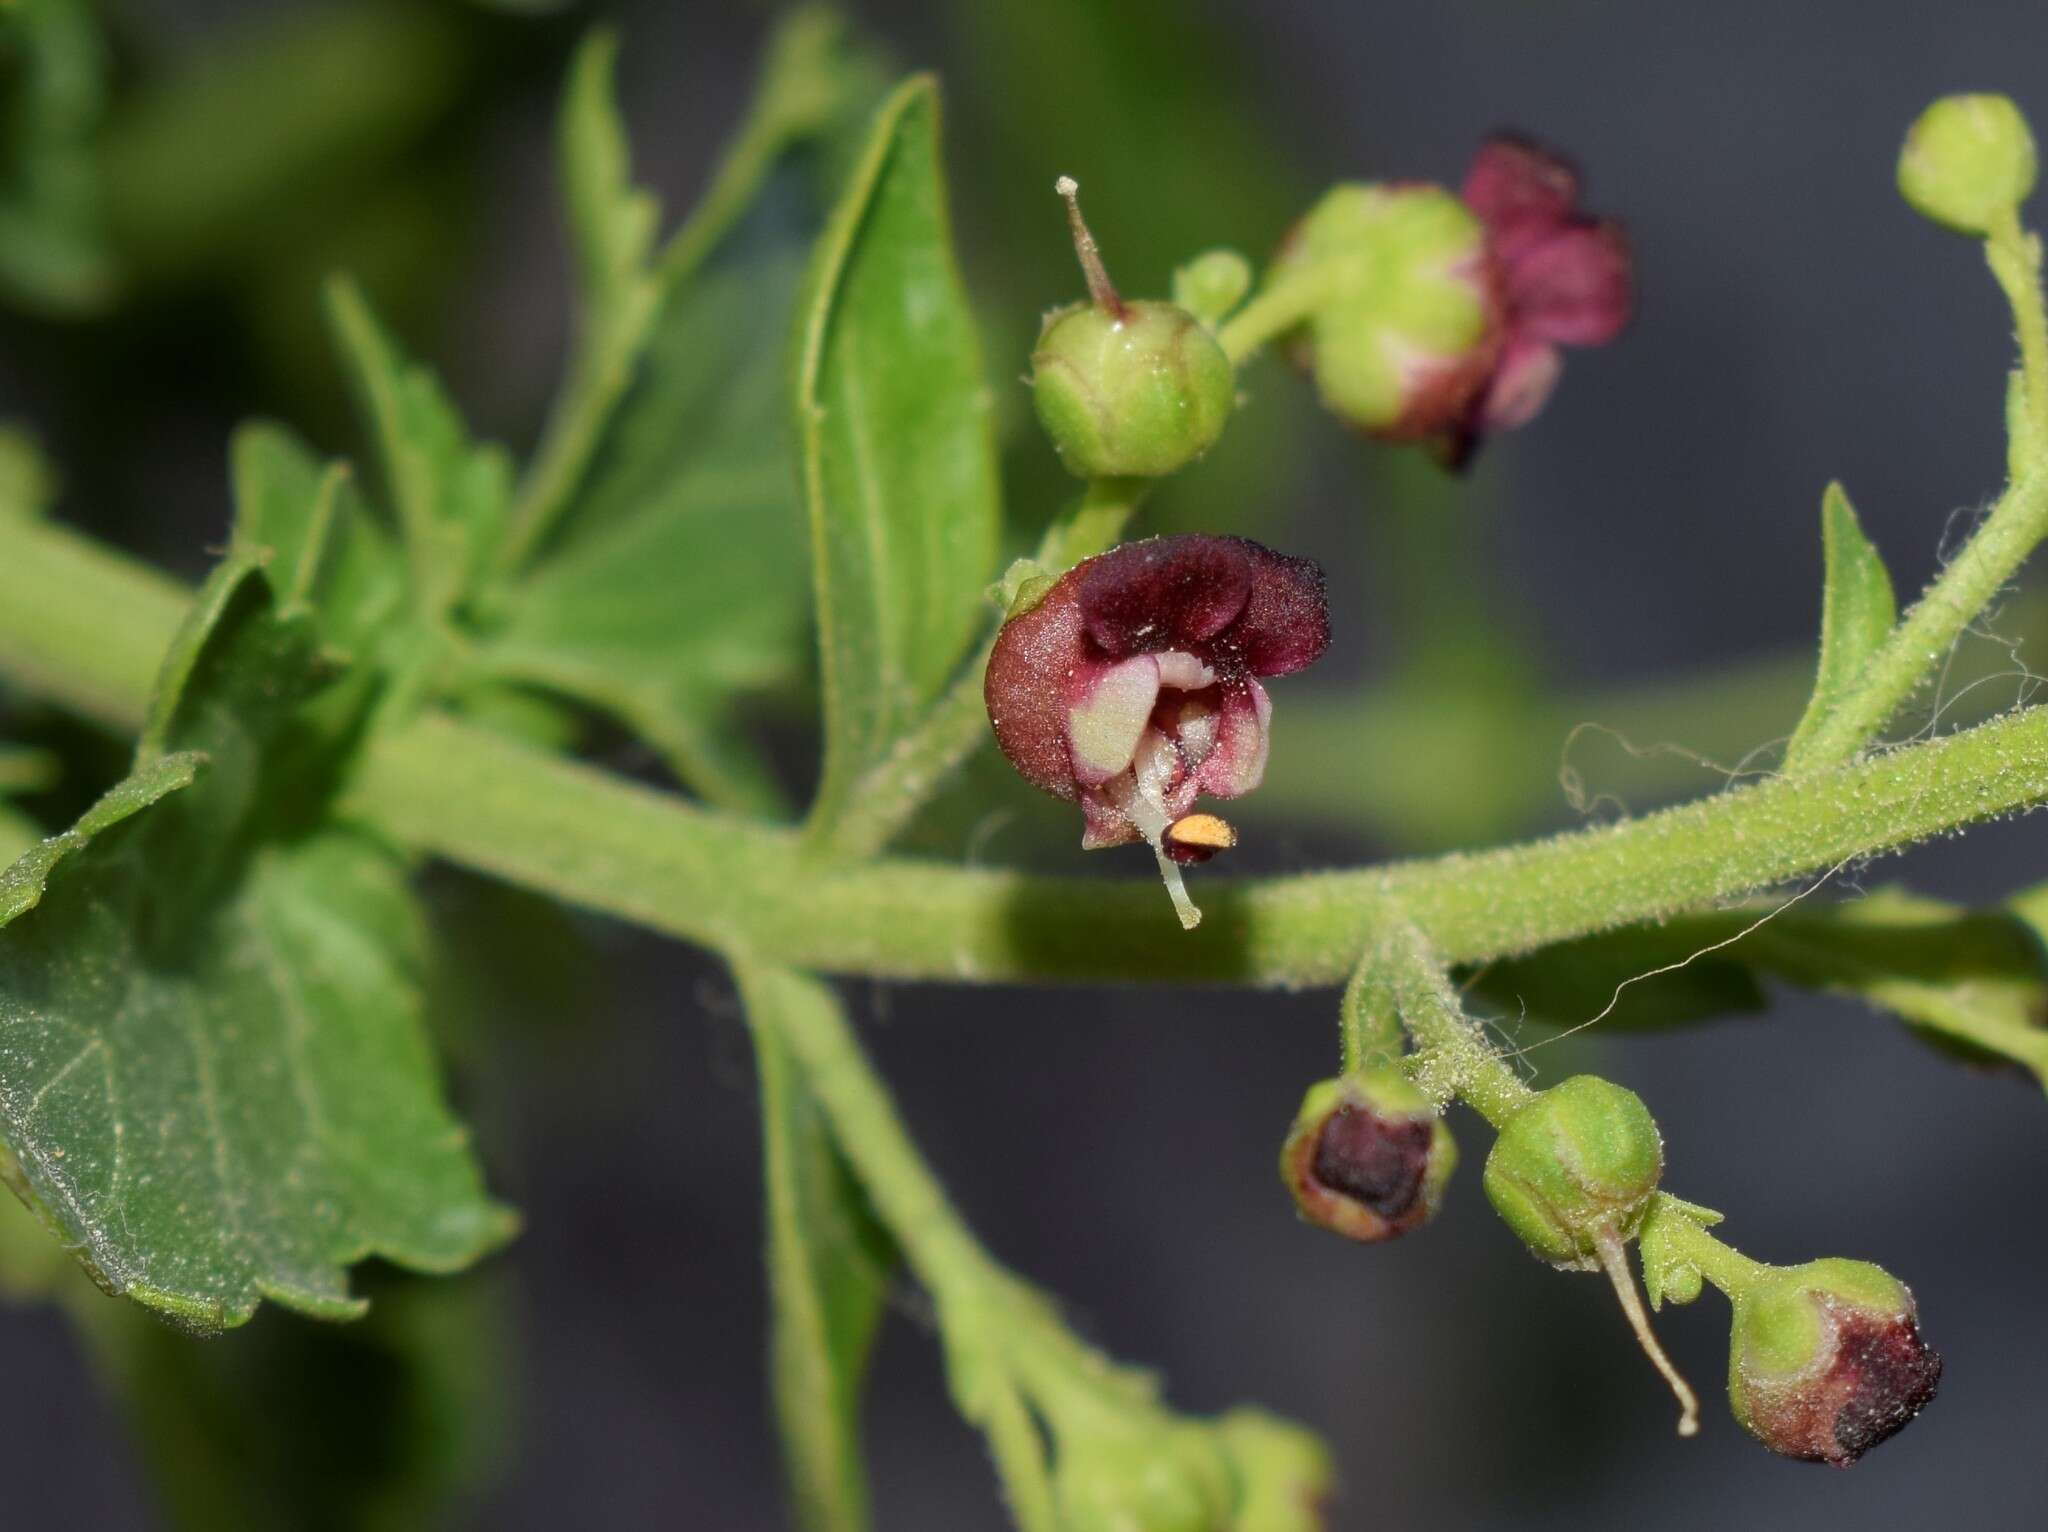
top-left (1370, 918), bottom-right (1535, 1125)
top-left (1987, 210), bottom-right (2048, 450)
top-left (12, 518), bottom-right (2048, 989)
top-left (804, 475), bottom-right (1143, 862)
top-left (1646, 1198), bottom-right (1773, 1297)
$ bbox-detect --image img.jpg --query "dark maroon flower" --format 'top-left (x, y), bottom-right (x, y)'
top-left (1446, 134), bottom-right (1634, 464)
top-left (1279, 1070), bottom-right (1458, 1242)
top-left (984, 535), bottom-right (1329, 926)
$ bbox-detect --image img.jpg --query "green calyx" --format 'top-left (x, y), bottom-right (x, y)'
top-left (1032, 299), bottom-right (1235, 478)
top-left (1482, 1075), bottom-right (1662, 1268)
top-left (1054, 1415), bottom-right (1240, 1532)
top-left (1281, 1067), bottom-right (1457, 1243)
top-left (1898, 93), bottom-right (2038, 235)
top-left (1264, 182), bottom-right (1491, 432)
top-left (1173, 248), bottom-right (1253, 327)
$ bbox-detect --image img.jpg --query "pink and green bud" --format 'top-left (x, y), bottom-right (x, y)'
top-left (1280, 1070), bottom-right (1456, 1243)
top-left (1273, 135), bottom-right (1632, 466)
top-left (1269, 181), bottom-right (1496, 441)
top-left (984, 535), bottom-right (1329, 927)
top-left (1482, 1075), bottom-right (1662, 1268)
top-left (1898, 94), bottom-right (2037, 235)
top-left (1729, 1259), bottom-right (1942, 1465)
top-left (1217, 1409), bottom-right (1332, 1532)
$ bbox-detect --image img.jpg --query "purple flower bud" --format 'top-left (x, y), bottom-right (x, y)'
top-left (1443, 134), bottom-right (1634, 465)
top-left (1729, 1259), bottom-right (1943, 1465)
top-left (984, 536), bottom-right (1328, 925)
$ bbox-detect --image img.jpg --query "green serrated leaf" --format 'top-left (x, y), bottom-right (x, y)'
top-left (477, 14), bottom-right (878, 816)
top-left (0, 553), bottom-right (512, 1329)
top-left (325, 276), bottom-right (513, 623)
top-left (229, 420), bottom-right (406, 659)
top-left (796, 77), bottom-right (1001, 846)
top-left (0, 0), bottom-right (118, 312)
top-left (732, 961), bottom-right (896, 1532)
top-left (1783, 483), bottom-right (1895, 771)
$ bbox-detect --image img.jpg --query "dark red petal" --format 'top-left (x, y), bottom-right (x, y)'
top-left (985, 576), bottom-right (1087, 801)
top-left (1463, 134), bottom-right (1580, 237)
top-left (1228, 543), bottom-right (1330, 677)
top-left (1507, 220), bottom-right (1633, 347)
top-left (1077, 536), bottom-right (1253, 655)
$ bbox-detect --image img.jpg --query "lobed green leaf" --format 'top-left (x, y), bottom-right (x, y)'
top-left (795, 77), bottom-right (1002, 848)
top-left (0, 517), bottom-right (511, 1328)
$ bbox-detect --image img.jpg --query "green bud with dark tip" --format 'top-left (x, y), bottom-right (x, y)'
top-left (1728, 1258), bottom-right (1942, 1465)
top-left (1280, 1069), bottom-right (1457, 1243)
top-left (1898, 93), bottom-right (2037, 235)
top-left (1482, 1075), bottom-right (1662, 1268)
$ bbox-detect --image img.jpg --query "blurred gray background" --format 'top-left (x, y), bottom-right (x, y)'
top-left (6, 0), bottom-right (2048, 1527)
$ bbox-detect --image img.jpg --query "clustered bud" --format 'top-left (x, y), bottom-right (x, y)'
top-left (1897, 93), bottom-right (2037, 236)
top-left (1280, 1069), bottom-right (1457, 1242)
top-left (1728, 1258), bottom-right (1943, 1466)
top-left (984, 534), bottom-right (1330, 927)
top-left (1032, 178), bottom-right (1237, 479)
top-left (1270, 134), bottom-right (1632, 465)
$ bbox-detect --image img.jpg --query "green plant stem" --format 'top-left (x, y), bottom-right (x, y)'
top-left (1338, 944), bottom-right (1404, 1071)
top-left (1216, 267), bottom-right (1332, 366)
top-left (805, 475), bottom-right (1142, 862)
top-left (13, 517), bottom-right (2048, 989)
top-left (1371, 920), bottom-right (1535, 1125)
top-left (1987, 210), bottom-right (2048, 450)
top-left (1786, 463), bottom-right (2048, 768)
top-left (1645, 1197), bottom-right (1772, 1297)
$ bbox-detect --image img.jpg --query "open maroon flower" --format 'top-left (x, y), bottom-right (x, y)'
top-left (1447, 134), bottom-right (1634, 464)
top-left (984, 535), bottom-right (1329, 927)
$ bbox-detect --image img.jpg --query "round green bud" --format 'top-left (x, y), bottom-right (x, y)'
top-left (1216, 1408), bottom-right (1332, 1532)
top-left (1280, 1069), bottom-right (1457, 1243)
top-left (1032, 299), bottom-right (1235, 479)
top-left (1482, 1075), bottom-right (1662, 1268)
top-left (1055, 1418), bottom-right (1239, 1532)
top-left (1898, 93), bottom-right (2038, 235)
top-left (1728, 1258), bottom-right (1942, 1464)
top-left (1172, 249), bottom-right (1253, 327)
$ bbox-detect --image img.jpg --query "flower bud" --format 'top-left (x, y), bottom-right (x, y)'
top-left (1279, 1070), bottom-right (1456, 1242)
top-left (1268, 182), bottom-right (1496, 439)
top-left (1898, 94), bottom-right (2037, 235)
top-left (1217, 1408), bottom-right (1332, 1532)
top-left (1482, 1075), bottom-right (1662, 1268)
top-left (1173, 249), bottom-right (1253, 327)
top-left (1728, 1258), bottom-right (1942, 1465)
top-left (1034, 300), bottom-right (1236, 478)
top-left (1032, 177), bottom-right (1235, 480)
top-left (1056, 1418), bottom-right (1239, 1532)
